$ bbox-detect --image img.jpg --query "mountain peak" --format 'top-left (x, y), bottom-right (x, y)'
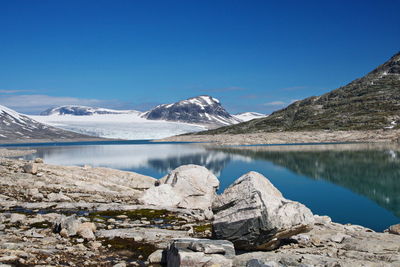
top-left (144, 95), bottom-right (241, 127)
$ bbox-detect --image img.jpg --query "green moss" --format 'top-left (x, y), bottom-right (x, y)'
top-left (100, 237), bottom-right (157, 259)
top-left (89, 209), bottom-right (179, 223)
top-left (193, 223), bottom-right (212, 233)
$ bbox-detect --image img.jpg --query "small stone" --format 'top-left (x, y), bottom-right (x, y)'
top-left (330, 233), bottom-right (349, 243)
top-left (23, 163), bottom-right (38, 174)
top-left (76, 238), bottom-right (84, 243)
top-left (34, 158), bottom-right (44, 163)
top-left (113, 262), bottom-right (126, 267)
top-left (60, 229), bottom-right (69, 238)
top-left (116, 215), bottom-right (128, 219)
top-left (89, 241), bottom-right (102, 250)
top-left (133, 236), bottom-right (143, 242)
top-left (246, 259), bottom-right (280, 267)
top-left (107, 218), bottom-right (116, 223)
top-left (148, 249), bottom-right (166, 264)
top-left (77, 227), bottom-right (95, 241)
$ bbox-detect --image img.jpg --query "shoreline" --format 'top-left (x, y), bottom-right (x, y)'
top-left (0, 137), bottom-right (118, 146)
top-left (0, 151), bottom-right (399, 266)
top-left (156, 129), bottom-right (400, 146)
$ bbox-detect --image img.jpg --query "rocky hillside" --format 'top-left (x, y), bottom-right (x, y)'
top-left (202, 52), bottom-right (400, 134)
top-left (142, 95), bottom-right (242, 127)
top-left (0, 104), bottom-right (96, 142)
top-left (41, 105), bottom-right (140, 116)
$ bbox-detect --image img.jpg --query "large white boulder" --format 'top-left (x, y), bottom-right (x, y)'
top-left (212, 171), bottom-right (314, 251)
top-left (140, 165), bottom-right (219, 211)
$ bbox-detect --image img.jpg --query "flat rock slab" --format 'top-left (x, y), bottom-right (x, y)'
top-left (96, 228), bottom-right (190, 248)
top-left (167, 238), bottom-right (235, 267)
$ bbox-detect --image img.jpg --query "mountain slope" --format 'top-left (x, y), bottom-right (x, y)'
top-left (41, 105), bottom-right (141, 116)
top-left (0, 105), bottom-right (96, 142)
top-left (202, 52), bottom-right (400, 134)
top-left (142, 95), bottom-right (242, 127)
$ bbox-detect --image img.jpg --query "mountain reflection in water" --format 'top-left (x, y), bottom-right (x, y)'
top-left (21, 142), bottom-right (400, 231)
top-left (214, 143), bottom-right (400, 218)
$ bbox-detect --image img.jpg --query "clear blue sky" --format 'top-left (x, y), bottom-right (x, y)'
top-left (0, 0), bottom-right (399, 114)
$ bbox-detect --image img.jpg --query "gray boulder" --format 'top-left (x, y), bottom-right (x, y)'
top-left (54, 215), bottom-right (81, 237)
top-left (140, 165), bottom-right (219, 211)
top-left (212, 172), bottom-right (314, 251)
top-left (166, 238), bottom-right (235, 267)
top-left (23, 163), bottom-right (38, 174)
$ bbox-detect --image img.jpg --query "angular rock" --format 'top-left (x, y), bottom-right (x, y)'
top-left (54, 215), bottom-right (81, 237)
top-left (77, 222), bottom-right (96, 240)
top-left (212, 172), bottom-right (314, 251)
top-left (23, 163), bottom-right (38, 174)
top-left (167, 238), bottom-right (235, 267)
top-left (140, 165), bottom-right (219, 210)
top-left (388, 224), bottom-right (400, 235)
top-left (34, 158), bottom-right (44, 163)
top-left (147, 249), bottom-right (166, 264)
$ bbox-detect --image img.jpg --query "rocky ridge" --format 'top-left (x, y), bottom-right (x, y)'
top-left (199, 52), bottom-right (400, 134)
top-left (41, 105), bottom-right (141, 116)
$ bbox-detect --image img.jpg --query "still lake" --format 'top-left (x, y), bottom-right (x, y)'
top-left (11, 141), bottom-right (400, 232)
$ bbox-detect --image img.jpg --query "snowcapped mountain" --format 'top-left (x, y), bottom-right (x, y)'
top-left (0, 105), bottom-right (93, 142)
top-left (41, 105), bottom-right (141, 116)
top-left (234, 112), bottom-right (266, 122)
top-left (142, 95), bottom-right (242, 127)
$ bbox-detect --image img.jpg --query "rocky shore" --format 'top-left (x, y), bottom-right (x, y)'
top-left (0, 149), bottom-right (399, 266)
top-left (157, 129), bottom-right (400, 145)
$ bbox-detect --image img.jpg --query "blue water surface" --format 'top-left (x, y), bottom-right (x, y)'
top-left (7, 141), bottom-right (399, 231)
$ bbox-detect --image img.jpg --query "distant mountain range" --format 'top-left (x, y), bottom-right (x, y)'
top-left (201, 52), bottom-right (400, 134)
top-left (41, 105), bottom-right (141, 116)
top-left (0, 105), bottom-right (94, 142)
top-left (39, 95), bottom-right (265, 127)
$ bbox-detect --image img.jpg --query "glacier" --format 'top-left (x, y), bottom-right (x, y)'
top-left (30, 114), bottom-right (207, 140)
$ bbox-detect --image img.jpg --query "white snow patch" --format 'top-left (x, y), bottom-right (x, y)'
top-left (234, 112), bottom-right (267, 122)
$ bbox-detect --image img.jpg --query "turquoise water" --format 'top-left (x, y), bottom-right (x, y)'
top-left (14, 141), bottom-right (400, 231)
